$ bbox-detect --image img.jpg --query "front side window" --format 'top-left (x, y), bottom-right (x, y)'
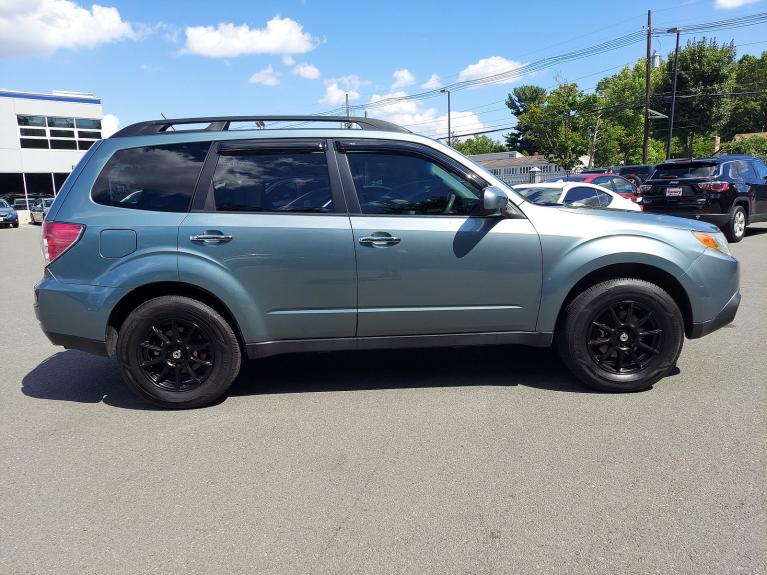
top-left (346, 150), bottom-right (482, 215)
top-left (211, 151), bottom-right (332, 213)
top-left (92, 142), bottom-right (210, 212)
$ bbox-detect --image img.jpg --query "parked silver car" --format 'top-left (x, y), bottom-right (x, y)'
top-left (30, 198), bottom-right (53, 225)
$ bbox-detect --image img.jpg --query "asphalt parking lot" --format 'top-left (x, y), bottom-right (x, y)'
top-left (1, 220), bottom-right (765, 574)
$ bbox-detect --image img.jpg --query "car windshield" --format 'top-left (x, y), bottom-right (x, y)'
top-left (514, 187), bottom-right (563, 204)
top-left (0, 199), bottom-right (9, 208)
top-left (652, 163), bottom-right (718, 179)
top-left (619, 166), bottom-right (651, 177)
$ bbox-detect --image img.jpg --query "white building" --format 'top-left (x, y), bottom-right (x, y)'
top-left (0, 89), bottom-right (103, 202)
top-left (470, 153), bottom-right (569, 185)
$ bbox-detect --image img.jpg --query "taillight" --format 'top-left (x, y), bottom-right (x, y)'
top-left (638, 184), bottom-right (652, 193)
top-left (695, 182), bottom-right (729, 192)
top-left (41, 221), bottom-right (84, 265)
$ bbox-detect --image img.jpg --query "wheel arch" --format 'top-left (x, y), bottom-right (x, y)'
top-left (106, 281), bottom-right (246, 356)
top-left (553, 263), bottom-right (694, 338)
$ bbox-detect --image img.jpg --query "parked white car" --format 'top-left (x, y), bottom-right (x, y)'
top-left (513, 182), bottom-right (641, 212)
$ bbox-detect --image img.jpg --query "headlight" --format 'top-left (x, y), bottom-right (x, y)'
top-left (692, 231), bottom-right (731, 255)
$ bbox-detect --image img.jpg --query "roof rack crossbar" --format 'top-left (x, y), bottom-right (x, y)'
top-left (111, 116), bottom-right (410, 138)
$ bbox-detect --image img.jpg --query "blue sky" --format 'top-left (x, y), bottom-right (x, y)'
top-left (1, 0), bottom-right (765, 139)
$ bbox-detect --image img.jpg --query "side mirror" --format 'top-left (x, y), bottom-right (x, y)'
top-left (481, 186), bottom-right (510, 216)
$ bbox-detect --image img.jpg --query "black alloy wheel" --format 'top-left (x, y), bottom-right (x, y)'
top-left (586, 301), bottom-right (663, 375)
top-left (138, 319), bottom-right (215, 392)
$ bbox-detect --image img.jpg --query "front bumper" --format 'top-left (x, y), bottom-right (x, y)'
top-left (689, 289), bottom-right (740, 339)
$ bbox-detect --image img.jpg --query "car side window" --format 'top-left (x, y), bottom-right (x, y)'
top-left (564, 186), bottom-right (601, 206)
top-left (595, 190), bottom-right (613, 207)
top-left (754, 160), bottom-right (767, 180)
top-left (612, 178), bottom-right (635, 195)
top-left (345, 150), bottom-right (482, 216)
top-left (735, 160), bottom-right (756, 182)
top-left (592, 176), bottom-right (614, 191)
top-left (210, 150), bottom-right (333, 213)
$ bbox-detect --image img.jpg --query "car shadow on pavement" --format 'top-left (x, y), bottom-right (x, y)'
top-left (22, 345), bottom-right (597, 409)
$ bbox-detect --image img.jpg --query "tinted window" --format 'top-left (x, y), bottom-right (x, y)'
top-left (78, 130), bottom-right (101, 139)
top-left (211, 151), bottom-right (332, 213)
top-left (652, 163), bottom-right (718, 179)
top-left (0, 173), bottom-right (24, 195)
top-left (595, 189), bottom-right (613, 207)
top-left (20, 128), bottom-right (45, 137)
top-left (53, 173), bottom-right (69, 192)
top-left (50, 139), bottom-right (77, 150)
top-left (47, 117), bottom-right (75, 128)
top-left (92, 142), bottom-right (209, 212)
top-left (754, 160), bottom-right (767, 180)
top-left (17, 115), bottom-right (46, 127)
top-left (75, 118), bottom-right (101, 129)
top-left (50, 129), bottom-right (74, 138)
top-left (346, 150), bottom-right (482, 215)
top-left (20, 138), bottom-right (49, 149)
top-left (564, 186), bottom-right (601, 206)
top-left (78, 140), bottom-right (94, 150)
top-left (25, 173), bottom-right (53, 196)
top-left (731, 160), bottom-right (756, 181)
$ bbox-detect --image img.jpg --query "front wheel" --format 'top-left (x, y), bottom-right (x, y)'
top-left (557, 278), bottom-right (684, 392)
top-left (117, 296), bottom-right (242, 408)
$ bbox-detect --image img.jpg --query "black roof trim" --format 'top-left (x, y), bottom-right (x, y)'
top-left (111, 116), bottom-right (411, 138)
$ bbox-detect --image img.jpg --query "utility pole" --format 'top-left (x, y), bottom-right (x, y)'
top-left (666, 27), bottom-right (682, 160)
top-left (441, 88), bottom-right (451, 146)
top-left (642, 9), bottom-right (652, 163)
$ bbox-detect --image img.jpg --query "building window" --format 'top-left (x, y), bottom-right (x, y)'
top-left (47, 117), bottom-right (75, 128)
top-left (19, 128), bottom-right (46, 137)
top-left (17, 115), bottom-right (46, 127)
top-left (20, 138), bottom-right (49, 149)
top-left (77, 140), bottom-right (94, 150)
top-left (77, 130), bottom-right (101, 139)
top-left (24, 173), bottom-right (54, 196)
top-left (50, 129), bottom-right (75, 138)
top-left (50, 139), bottom-right (78, 150)
top-left (75, 118), bottom-right (101, 129)
top-left (0, 173), bottom-right (24, 195)
top-left (53, 173), bottom-right (69, 192)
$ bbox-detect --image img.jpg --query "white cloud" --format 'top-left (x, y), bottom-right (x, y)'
top-left (0, 0), bottom-right (137, 58)
top-left (183, 16), bottom-right (317, 58)
top-left (366, 90), bottom-right (485, 140)
top-left (101, 113), bottom-right (119, 138)
top-left (391, 68), bottom-right (416, 89)
top-left (249, 65), bottom-right (280, 86)
top-left (282, 54), bottom-right (295, 66)
top-left (714, 0), bottom-right (758, 8)
top-left (320, 75), bottom-right (363, 105)
top-left (421, 73), bottom-right (441, 89)
top-left (458, 56), bottom-right (526, 86)
top-left (293, 62), bottom-right (320, 80)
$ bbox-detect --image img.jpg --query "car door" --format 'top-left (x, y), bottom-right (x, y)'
top-left (750, 159), bottom-right (767, 218)
top-left (178, 139), bottom-right (358, 343)
top-left (335, 138), bottom-right (542, 337)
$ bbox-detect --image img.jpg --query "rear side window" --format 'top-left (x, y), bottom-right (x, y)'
top-left (210, 151), bottom-right (332, 213)
top-left (652, 163), bottom-right (718, 179)
top-left (92, 142), bottom-right (210, 212)
top-left (612, 178), bottom-right (636, 195)
top-left (564, 187), bottom-right (601, 206)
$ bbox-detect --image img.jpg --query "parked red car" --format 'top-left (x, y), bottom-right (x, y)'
top-left (544, 173), bottom-right (638, 200)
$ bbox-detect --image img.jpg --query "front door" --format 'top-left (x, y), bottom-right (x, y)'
top-left (179, 139), bottom-right (357, 343)
top-left (335, 140), bottom-right (542, 337)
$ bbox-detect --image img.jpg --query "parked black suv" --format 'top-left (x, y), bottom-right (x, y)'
top-left (616, 164), bottom-right (656, 185)
top-left (638, 155), bottom-right (767, 242)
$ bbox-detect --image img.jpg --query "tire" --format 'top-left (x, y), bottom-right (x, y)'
top-left (724, 205), bottom-right (747, 243)
top-left (117, 296), bottom-right (242, 409)
top-left (557, 278), bottom-right (684, 393)
top-left (12, 221), bottom-right (19, 228)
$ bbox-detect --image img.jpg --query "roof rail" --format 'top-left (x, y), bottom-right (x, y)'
top-left (111, 115), bottom-right (411, 138)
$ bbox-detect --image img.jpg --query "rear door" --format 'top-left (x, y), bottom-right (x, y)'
top-left (335, 138), bottom-right (542, 337)
top-left (752, 160), bottom-right (767, 217)
top-left (178, 139), bottom-right (357, 343)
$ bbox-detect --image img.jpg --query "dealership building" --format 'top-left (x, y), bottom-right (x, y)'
top-left (0, 89), bottom-right (103, 203)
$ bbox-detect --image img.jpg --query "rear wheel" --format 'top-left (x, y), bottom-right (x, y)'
top-left (724, 205), bottom-right (746, 243)
top-left (117, 296), bottom-right (242, 408)
top-left (557, 278), bottom-right (684, 392)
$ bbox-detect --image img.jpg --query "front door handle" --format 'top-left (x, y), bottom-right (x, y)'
top-left (359, 235), bottom-right (401, 246)
top-left (190, 233), bottom-right (233, 243)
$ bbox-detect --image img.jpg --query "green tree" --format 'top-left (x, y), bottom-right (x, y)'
top-left (504, 85), bottom-right (547, 154)
top-left (721, 52), bottom-right (767, 139)
top-left (653, 38), bottom-right (736, 157)
top-left (720, 135), bottom-right (767, 162)
top-left (451, 135), bottom-right (507, 155)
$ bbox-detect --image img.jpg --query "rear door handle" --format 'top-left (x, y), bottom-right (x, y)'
top-left (190, 233), bottom-right (233, 243)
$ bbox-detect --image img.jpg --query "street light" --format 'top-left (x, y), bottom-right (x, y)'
top-left (666, 27), bottom-right (683, 160)
top-left (441, 88), bottom-right (451, 146)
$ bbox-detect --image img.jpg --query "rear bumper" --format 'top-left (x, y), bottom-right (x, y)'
top-left (689, 289), bottom-right (740, 339)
